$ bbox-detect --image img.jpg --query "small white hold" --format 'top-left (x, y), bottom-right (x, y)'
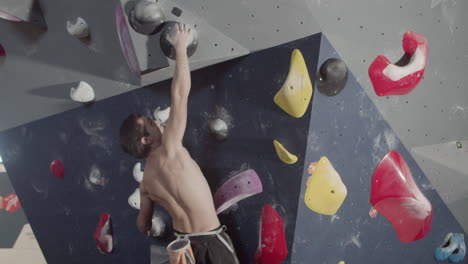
top-left (70, 81), bottom-right (95, 103)
top-left (209, 118), bottom-right (228, 140)
top-left (154, 106), bottom-right (171, 124)
top-left (67, 17), bottom-right (90, 39)
top-left (128, 188), bottom-right (140, 210)
top-left (133, 162), bottom-right (144, 183)
top-left (89, 165), bottom-right (104, 186)
top-left (150, 216), bottom-right (166, 237)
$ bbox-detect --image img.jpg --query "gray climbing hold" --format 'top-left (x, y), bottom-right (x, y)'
top-left (209, 118), bottom-right (228, 141)
top-left (67, 17), bottom-right (90, 39)
top-left (129, 0), bottom-right (165, 35)
top-left (160, 21), bottom-right (198, 60)
top-left (70, 81), bottom-right (95, 103)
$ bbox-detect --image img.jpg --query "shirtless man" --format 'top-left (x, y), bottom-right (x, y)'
top-left (119, 24), bottom-right (239, 264)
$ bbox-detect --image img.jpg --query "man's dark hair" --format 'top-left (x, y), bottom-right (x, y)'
top-left (119, 114), bottom-right (151, 159)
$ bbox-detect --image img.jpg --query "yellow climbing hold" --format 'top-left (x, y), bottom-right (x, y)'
top-left (274, 49), bottom-right (313, 118)
top-left (338, 261), bottom-right (345, 264)
top-left (304, 157), bottom-right (347, 215)
top-left (273, 140), bottom-right (298, 165)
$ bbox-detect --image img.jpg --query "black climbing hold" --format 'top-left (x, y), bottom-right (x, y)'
top-left (129, 0), bottom-right (166, 35)
top-left (160, 21), bottom-right (198, 60)
top-left (316, 58), bottom-right (348, 96)
top-left (171, 7), bottom-right (182, 17)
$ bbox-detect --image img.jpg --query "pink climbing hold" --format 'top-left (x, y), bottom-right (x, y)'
top-left (2, 193), bottom-right (21, 213)
top-left (213, 169), bottom-right (263, 214)
top-left (0, 10), bottom-right (22, 22)
top-left (370, 151), bottom-right (433, 243)
top-left (369, 31), bottom-right (428, 96)
top-left (254, 204), bottom-right (288, 264)
top-left (116, 3), bottom-right (141, 77)
top-left (50, 160), bottom-right (64, 179)
top-left (94, 213), bottom-right (113, 254)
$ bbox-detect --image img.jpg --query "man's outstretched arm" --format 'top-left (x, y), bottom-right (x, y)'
top-left (162, 24), bottom-right (192, 151)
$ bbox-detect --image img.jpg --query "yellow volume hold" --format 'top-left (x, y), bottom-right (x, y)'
top-left (304, 157), bottom-right (347, 215)
top-left (274, 49), bottom-right (313, 118)
top-left (273, 140), bottom-right (298, 165)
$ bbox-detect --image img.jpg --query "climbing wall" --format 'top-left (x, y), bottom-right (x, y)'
top-left (290, 35), bottom-right (466, 264)
top-left (0, 33), bottom-right (322, 264)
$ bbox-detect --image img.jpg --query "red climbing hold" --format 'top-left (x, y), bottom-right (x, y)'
top-left (94, 213), bottom-right (113, 254)
top-left (50, 160), bottom-right (64, 179)
top-left (2, 193), bottom-right (21, 213)
top-left (0, 44), bottom-right (5, 57)
top-left (370, 151), bottom-right (432, 243)
top-left (369, 31), bottom-right (428, 96)
top-left (254, 204), bottom-right (288, 264)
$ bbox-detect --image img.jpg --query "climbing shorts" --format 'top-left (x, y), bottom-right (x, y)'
top-left (174, 225), bottom-right (239, 264)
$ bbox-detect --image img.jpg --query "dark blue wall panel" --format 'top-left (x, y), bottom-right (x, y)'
top-left (0, 33), bottom-right (321, 264)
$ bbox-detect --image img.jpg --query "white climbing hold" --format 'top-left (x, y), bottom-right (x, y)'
top-left (133, 162), bottom-right (144, 183)
top-left (70, 81), bottom-right (95, 103)
top-left (67, 17), bottom-right (90, 39)
top-left (150, 216), bottom-right (166, 237)
top-left (128, 188), bottom-right (140, 210)
top-left (209, 118), bottom-right (228, 140)
top-left (154, 106), bottom-right (171, 124)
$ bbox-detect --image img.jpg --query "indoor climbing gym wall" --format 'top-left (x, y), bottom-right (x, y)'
top-left (0, 0), bottom-right (466, 264)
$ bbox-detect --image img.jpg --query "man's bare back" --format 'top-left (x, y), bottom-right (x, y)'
top-left (140, 146), bottom-right (220, 233)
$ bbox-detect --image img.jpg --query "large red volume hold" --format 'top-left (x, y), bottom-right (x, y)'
top-left (254, 204), bottom-right (288, 264)
top-left (370, 151), bottom-right (432, 243)
top-left (369, 31), bottom-right (428, 96)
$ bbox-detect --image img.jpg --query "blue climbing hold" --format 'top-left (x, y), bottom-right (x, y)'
top-left (434, 233), bottom-right (466, 263)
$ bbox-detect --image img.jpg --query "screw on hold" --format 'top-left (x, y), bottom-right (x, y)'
top-left (456, 142), bottom-right (462, 149)
top-left (171, 7), bottom-right (182, 17)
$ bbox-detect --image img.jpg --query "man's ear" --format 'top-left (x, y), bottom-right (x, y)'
top-left (140, 136), bottom-right (151, 145)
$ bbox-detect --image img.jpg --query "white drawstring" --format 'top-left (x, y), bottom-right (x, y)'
top-left (175, 226), bottom-right (235, 254)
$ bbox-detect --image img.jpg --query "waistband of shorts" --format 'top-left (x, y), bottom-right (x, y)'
top-left (174, 225), bottom-right (224, 236)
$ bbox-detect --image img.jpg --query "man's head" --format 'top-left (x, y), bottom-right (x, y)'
top-left (119, 114), bottom-right (164, 159)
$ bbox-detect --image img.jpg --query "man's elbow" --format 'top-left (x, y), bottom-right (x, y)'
top-left (172, 83), bottom-right (190, 98)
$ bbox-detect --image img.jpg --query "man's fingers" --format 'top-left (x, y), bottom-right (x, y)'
top-left (175, 23), bottom-right (180, 32)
